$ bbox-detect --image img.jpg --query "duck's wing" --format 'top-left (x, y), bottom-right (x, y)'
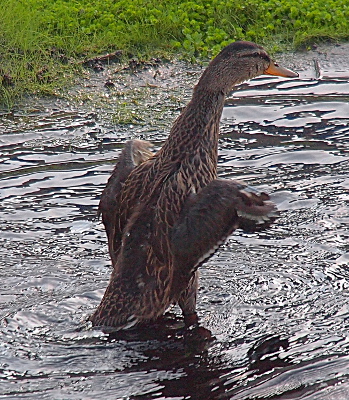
top-left (98, 140), bottom-right (154, 265)
top-left (89, 204), bottom-right (170, 329)
top-left (170, 178), bottom-right (277, 284)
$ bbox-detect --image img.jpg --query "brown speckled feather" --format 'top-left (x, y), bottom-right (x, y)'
top-left (90, 41), bottom-right (297, 329)
top-left (98, 140), bottom-right (153, 266)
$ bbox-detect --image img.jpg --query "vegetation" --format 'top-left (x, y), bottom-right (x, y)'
top-left (1, 0), bottom-right (349, 108)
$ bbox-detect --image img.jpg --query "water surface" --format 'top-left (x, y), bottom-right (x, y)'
top-left (1, 53), bottom-right (349, 399)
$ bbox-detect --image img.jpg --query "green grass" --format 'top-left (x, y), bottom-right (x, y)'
top-left (1, 0), bottom-right (349, 108)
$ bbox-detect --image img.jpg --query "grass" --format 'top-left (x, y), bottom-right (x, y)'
top-left (1, 0), bottom-right (349, 108)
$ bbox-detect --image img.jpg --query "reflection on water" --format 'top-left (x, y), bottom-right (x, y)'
top-left (1, 59), bottom-right (349, 399)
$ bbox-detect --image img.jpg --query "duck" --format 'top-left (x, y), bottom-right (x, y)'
top-left (90, 41), bottom-right (298, 329)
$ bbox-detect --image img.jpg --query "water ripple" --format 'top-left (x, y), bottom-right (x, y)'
top-left (0, 66), bottom-right (349, 399)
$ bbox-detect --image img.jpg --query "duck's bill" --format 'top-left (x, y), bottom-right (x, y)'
top-left (264, 61), bottom-right (298, 78)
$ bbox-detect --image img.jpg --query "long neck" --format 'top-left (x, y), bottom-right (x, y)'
top-left (158, 87), bottom-right (226, 167)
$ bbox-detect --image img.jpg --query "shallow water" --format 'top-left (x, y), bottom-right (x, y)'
top-left (1, 58), bottom-right (349, 399)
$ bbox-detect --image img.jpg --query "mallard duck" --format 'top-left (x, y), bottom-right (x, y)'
top-left (90, 41), bottom-right (298, 329)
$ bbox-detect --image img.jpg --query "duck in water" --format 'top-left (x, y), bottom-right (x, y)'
top-left (90, 41), bottom-right (298, 329)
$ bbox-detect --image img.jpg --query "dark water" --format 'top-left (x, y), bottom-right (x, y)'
top-left (1, 62), bottom-right (349, 399)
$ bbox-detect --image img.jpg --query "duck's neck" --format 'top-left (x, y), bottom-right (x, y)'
top-left (160, 87), bottom-right (226, 166)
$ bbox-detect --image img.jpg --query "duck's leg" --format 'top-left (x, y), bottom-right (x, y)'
top-left (178, 271), bottom-right (214, 343)
top-left (171, 178), bottom-right (277, 320)
top-left (178, 272), bottom-right (199, 326)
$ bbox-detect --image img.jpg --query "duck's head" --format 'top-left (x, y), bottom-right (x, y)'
top-left (197, 41), bottom-right (298, 94)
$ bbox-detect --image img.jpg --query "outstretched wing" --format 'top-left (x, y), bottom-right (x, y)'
top-left (170, 178), bottom-right (277, 286)
top-left (98, 140), bottom-right (153, 265)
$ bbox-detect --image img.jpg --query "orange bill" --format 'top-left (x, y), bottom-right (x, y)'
top-left (264, 60), bottom-right (298, 78)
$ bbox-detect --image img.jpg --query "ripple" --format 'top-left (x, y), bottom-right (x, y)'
top-left (1, 62), bottom-right (349, 399)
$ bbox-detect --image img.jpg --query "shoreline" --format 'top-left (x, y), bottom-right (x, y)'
top-left (3, 42), bottom-right (349, 127)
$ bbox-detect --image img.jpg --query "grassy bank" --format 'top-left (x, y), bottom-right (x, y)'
top-left (1, 0), bottom-right (349, 108)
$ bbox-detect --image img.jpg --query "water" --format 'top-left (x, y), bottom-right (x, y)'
top-left (1, 52), bottom-right (349, 399)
